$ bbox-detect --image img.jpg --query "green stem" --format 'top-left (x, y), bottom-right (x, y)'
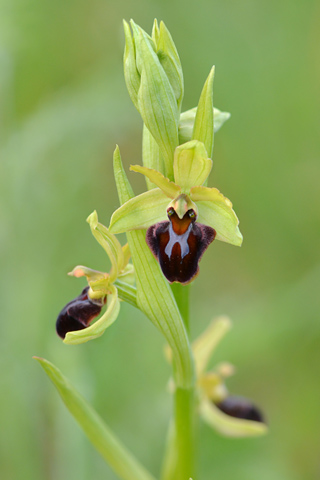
top-left (171, 283), bottom-right (190, 333)
top-left (164, 283), bottom-right (195, 480)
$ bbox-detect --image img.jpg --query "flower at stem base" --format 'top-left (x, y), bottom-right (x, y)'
top-left (109, 140), bottom-right (242, 283)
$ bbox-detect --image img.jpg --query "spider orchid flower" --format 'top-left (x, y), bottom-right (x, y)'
top-left (109, 139), bottom-right (242, 283)
top-left (56, 211), bottom-right (134, 345)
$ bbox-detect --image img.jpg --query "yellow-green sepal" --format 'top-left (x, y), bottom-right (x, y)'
top-left (200, 397), bottom-right (268, 438)
top-left (63, 285), bottom-right (120, 345)
top-left (109, 188), bottom-right (169, 234)
top-left (173, 140), bottom-right (212, 192)
top-left (130, 164), bottom-right (181, 197)
top-left (192, 66), bottom-right (215, 159)
top-left (192, 316), bottom-right (232, 377)
top-left (191, 186), bottom-right (243, 246)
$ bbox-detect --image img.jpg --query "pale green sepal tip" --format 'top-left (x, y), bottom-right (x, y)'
top-left (109, 188), bottom-right (169, 234)
top-left (200, 397), bottom-right (268, 438)
top-left (63, 285), bottom-right (120, 345)
top-left (179, 106), bottom-right (231, 145)
top-left (192, 66), bottom-right (215, 158)
top-left (192, 316), bottom-right (232, 376)
top-left (33, 357), bottom-right (157, 480)
top-left (113, 146), bottom-right (135, 204)
top-left (173, 140), bottom-right (212, 191)
top-left (130, 164), bottom-right (181, 198)
top-left (151, 18), bottom-right (160, 44)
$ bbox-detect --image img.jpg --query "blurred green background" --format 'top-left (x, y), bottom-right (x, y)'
top-left (1, 0), bottom-right (320, 479)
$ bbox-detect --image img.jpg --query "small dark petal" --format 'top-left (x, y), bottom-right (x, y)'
top-left (216, 396), bottom-right (265, 423)
top-left (56, 287), bottom-right (106, 339)
top-left (146, 210), bottom-right (215, 284)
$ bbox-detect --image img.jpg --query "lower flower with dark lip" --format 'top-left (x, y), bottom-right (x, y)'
top-left (146, 207), bottom-right (216, 284)
top-left (56, 287), bottom-right (106, 339)
top-left (216, 395), bottom-right (264, 423)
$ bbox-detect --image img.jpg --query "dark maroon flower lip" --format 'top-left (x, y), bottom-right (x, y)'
top-left (146, 208), bottom-right (216, 284)
top-left (216, 396), bottom-right (265, 423)
top-left (56, 287), bottom-right (106, 339)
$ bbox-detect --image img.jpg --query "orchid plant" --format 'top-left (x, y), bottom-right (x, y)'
top-left (34, 19), bottom-right (267, 480)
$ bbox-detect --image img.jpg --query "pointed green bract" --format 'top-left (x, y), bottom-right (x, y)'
top-left (173, 140), bottom-right (212, 192)
top-left (192, 317), bottom-right (232, 376)
top-left (123, 20), bottom-right (140, 111)
top-left (130, 164), bottom-right (181, 197)
top-left (109, 188), bottom-right (168, 234)
top-left (131, 20), bottom-right (179, 180)
top-left (34, 357), bottom-right (156, 480)
top-left (192, 67), bottom-right (215, 159)
top-left (196, 198), bottom-right (243, 246)
top-left (179, 106), bottom-right (231, 145)
top-left (200, 397), bottom-right (268, 438)
top-left (64, 285), bottom-right (120, 344)
top-left (113, 146), bottom-right (194, 388)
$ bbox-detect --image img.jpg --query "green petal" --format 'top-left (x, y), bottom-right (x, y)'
top-left (109, 188), bottom-right (169, 234)
top-left (87, 211), bottom-right (125, 282)
top-left (192, 317), bottom-right (232, 376)
top-left (130, 164), bottom-right (181, 197)
top-left (34, 357), bottom-right (156, 480)
top-left (63, 285), bottom-right (120, 345)
top-left (190, 186), bottom-right (243, 246)
top-left (173, 140), bottom-right (212, 191)
top-left (192, 66), bottom-right (215, 159)
top-left (200, 397), bottom-right (268, 438)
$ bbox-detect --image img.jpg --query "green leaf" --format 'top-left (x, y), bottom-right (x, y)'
top-left (192, 317), bottom-right (232, 376)
top-left (179, 107), bottom-right (231, 145)
top-left (191, 186), bottom-right (243, 246)
top-left (173, 140), bottom-right (212, 192)
top-left (200, 397), bottom-right (268, 438)
top-left (109, 188), bottom-right (169, 234)
top-left (192, 66), bottom-right (215, 159)
top-left (131, 20), bottom-right (179, 180)
top-left (130, 164), bottom-right (181, 197)
top-left (64, 285), bottom-right (120, 344)
top-left (123, 20), bottom-right (141, 111)
top-left (34, 357), bottom-right (156, 480)
top-left (142, 125), bottom-right (166, 188)
top-left (113, 146), bottom-right (194, 388)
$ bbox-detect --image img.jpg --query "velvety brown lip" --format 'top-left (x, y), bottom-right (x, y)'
top-left (56, 287), bottom-right (106, 339)
top-left (146, 209), bottom-right (216, 284)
